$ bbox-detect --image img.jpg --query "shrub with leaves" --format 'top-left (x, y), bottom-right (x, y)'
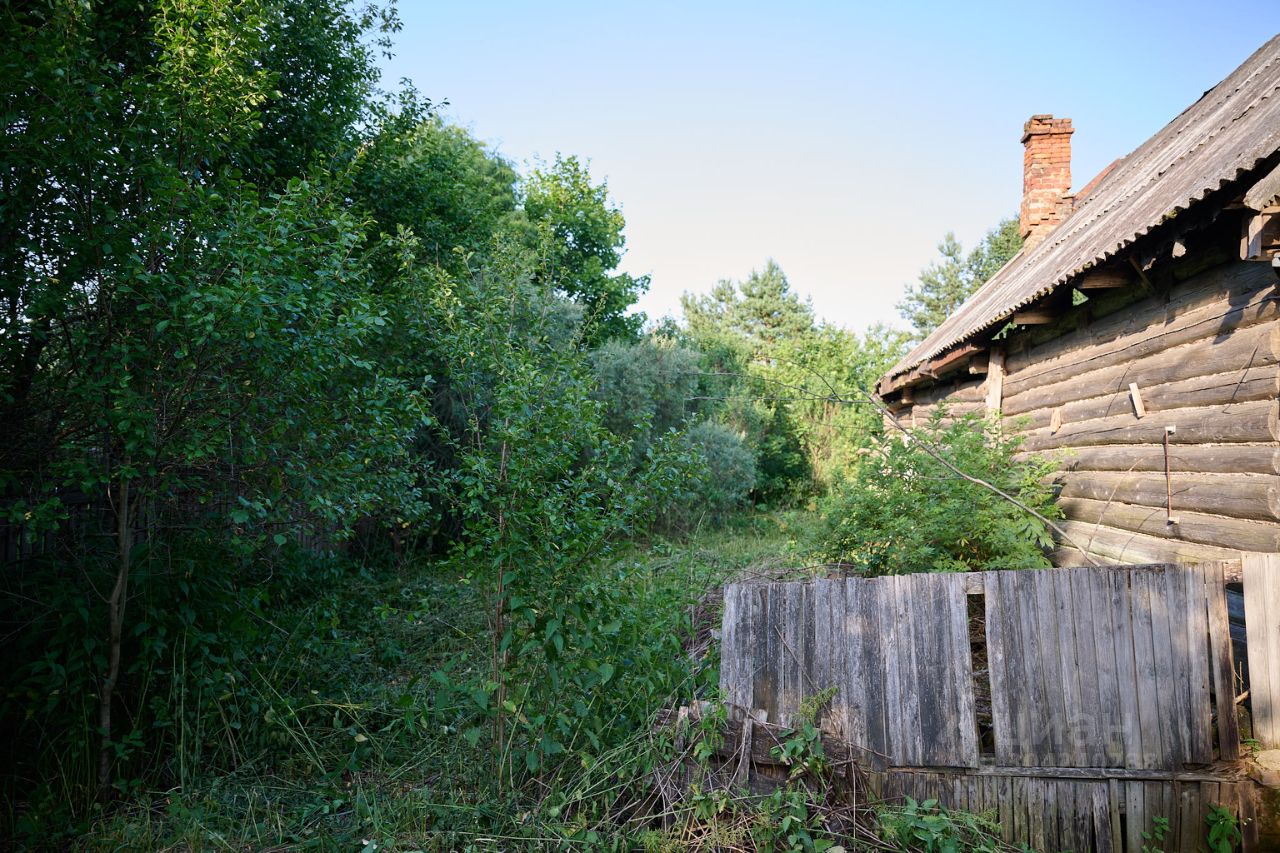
top-left (591, 336), bottom-right (702, 462)
top-left (675, 421), bottom-right (758, 525)
top-left (813, 412), bottom-right (1061, 574)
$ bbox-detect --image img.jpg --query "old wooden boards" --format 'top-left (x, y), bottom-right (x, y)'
top-left (720, 564), bottom-right (1240, 771)
top-left (721, 574), bottom-right (978, 768)
top-left (716, 562), bottom-right (1253, 851)
top-left (983, 563), bottom-right (1236, 769)
top-left (877, 771), bottom-right (1253, 853)
top-left (1243, 552), bottom-right (1280, 748)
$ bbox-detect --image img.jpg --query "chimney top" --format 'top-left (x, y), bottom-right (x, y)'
top-left (1020, 114), bottom-right (1074, 248)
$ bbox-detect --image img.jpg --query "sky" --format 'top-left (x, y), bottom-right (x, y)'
top-left (378, 3), bottom-right (1277, 334)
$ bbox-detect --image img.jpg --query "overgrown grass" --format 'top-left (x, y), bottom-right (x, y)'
top-left (26, 513), bottom-right (1024, 852)
top-left (59, 514), bottom-right (803, 851)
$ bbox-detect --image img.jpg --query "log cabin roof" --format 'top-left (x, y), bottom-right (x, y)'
top-left (879, 34), bottom-right (1280, 390)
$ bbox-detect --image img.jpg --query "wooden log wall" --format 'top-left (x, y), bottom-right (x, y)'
top-left (716, 564), bottom-right (1257, 851)
top-left (896, 260), bottom-right (1279, 565)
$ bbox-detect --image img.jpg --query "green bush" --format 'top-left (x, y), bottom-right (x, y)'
top-left (679, 421), bottom-right (758, 523)
top-left (812, 411), bottom-right (1061, 574)
top-left (591, 336), bottom-right (701, 462)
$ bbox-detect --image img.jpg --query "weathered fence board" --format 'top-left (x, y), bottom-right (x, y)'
top-left (716, 561), bottom-right (1255, 852)
top-left (1243, 551), bottom-right (1280, 747)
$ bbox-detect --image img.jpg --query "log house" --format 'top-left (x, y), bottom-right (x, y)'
top-left (875, 36), bottom-right (1280, 565)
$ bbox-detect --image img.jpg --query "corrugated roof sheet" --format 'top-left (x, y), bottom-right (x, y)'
top-left (881, 34), bottom-right (1280, 385)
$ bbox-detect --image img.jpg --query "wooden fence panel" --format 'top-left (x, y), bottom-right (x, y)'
top-left (1243, 551), bottom-right (1280, 747)
top-left (715, 562), bottom-right (1252, 847)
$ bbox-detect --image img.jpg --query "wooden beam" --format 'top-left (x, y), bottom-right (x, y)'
top-left (1012, 307), bottom-right (1056, 324)
top-left (984, 348), bottom-right (1004, 414)
top-left (1077, 269), bottom-right (1130, 290)
top-left (1243, 212), bottom-right (1265, 260)
top-left (1127, 255), bottom-right (1157, 296)
top-left (1243, 161), bottom-right (1280, 211)
top-left (1128, 382), bottom-right (1146, 418)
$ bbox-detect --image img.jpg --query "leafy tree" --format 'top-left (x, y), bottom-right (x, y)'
top-left (769, 322), bottom-right (910, 488)
top-left (681, 259), bottom-right (815, 352)
top-left (521, 155), bottom-right (649, 344)
top-left (353, 114), bottom-right (519, 274)
top-left (812, 411), bottom-right (1061, 574)
top-left (897, 217), bottom-right (1022, 339)
top-left (591, 337), bottom-right (701, 461)
top-left (0, 0), bottom-right (419, 806)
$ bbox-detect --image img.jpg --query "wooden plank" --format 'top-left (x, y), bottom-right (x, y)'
top-left (985, 348), bottom-right (1005, 414)
top-left (1125, 781), bottom-right (1146, 853)
top-left (1071, 569), bottom-right (1106, 766)
top-left (1012, 776), bottom-right (1028, 849)
top-left (1243, 552), bottom-right (1280, 747)
top-left (1177, 781), bottom-right (1199, 853)
top-left (944, 574), bottom-right (979, 767)
top-left (985, 572), bottom-right (1015, 765)
top-left (1239, 780), bottom-right (1260, 853)
top-left (1054, 780), bottom-right (1076, 853)
top-left (1129, 570), bottom-right (1166, 768)
top-left (1129, 382), bottom-right (1147, 418)
top-left (1183, 563), bottom-right (1214, 764)
top-left (840, 579), bottom-right (868, 752)
top-left (1109, 779), bottom-right (1123, 853)
top-left (1011, 570), bottom-right (1045, 766)
top-left (1205, 561), bottom-right (1241, 760)
top-left (1145, 781), bottom-right (1171, 852)
top-left (1052, 569), bottom-right (1086, 766)
top-left (779, 583), bottom-right (805, 725)
top-left (880, 578), bottom-right (906, 765)
top-left (1149, 566), bottom-right (1186, 766)
top-left (895, 575), bottom-right (923, 766)
top-left (726, 585), bottom-right (744, 712)
top-left (1032, 569), bottom-right (1068, 766)
top-left (999, 775), bottom-right (1015, 844)
top-left (1107, 570), bottom-right (1144, 769)
top-left (1092, 781), bottom-right (1114, 853)
top-left (1027, 776), bottom-right (1047, 853)
top-left (1200, 781), bottom-right (1221, 853)
top-left (751, 584), bottom-right (773, 718)
top-left (912, 575), bottom-right (945, 767)
top-left (859, 580), bottom-right (890, 764)
top-left (1085, 563), bottom-right (1126, 763)
top-left (811, 580), bottom-right (837, 732)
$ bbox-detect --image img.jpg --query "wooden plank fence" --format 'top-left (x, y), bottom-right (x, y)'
top-left (1243, 553), bottom-right (1280, 749)
top-left (717, 562), bottom-right (1264, 852)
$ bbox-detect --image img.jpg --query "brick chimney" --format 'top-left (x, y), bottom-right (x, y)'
top-left (1020, 114), bottom-right (1073, 248)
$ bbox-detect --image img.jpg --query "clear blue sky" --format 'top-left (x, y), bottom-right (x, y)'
top-left (378, 3), bottom-right (1276, 333)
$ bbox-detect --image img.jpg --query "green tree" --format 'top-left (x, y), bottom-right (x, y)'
top-left (681, 259), bottom-right (815, 352)
top-left (520, 155), bottom-right (649, 344)
top-left (897, 216), bottom-right (1022, 339)
top-left (353, 114), bottom-right (519, 275)
top-left (813, 411), bottom-right (1061, 574)
top-left (0, 0), bottom-right (419, 805)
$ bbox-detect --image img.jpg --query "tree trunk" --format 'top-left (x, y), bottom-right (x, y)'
top-left (97, 477), bottom-right (132, 798)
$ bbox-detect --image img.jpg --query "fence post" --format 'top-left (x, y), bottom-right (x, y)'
top-left (1243, 552), bottom-right (1280, 749)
